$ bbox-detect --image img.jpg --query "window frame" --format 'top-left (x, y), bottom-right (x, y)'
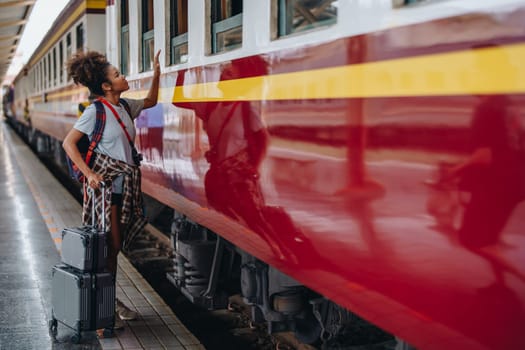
top-left (47, 54), bottom-right (51, 90)
top-left (142, 29), bottom-right (155, 72)
top-left (52, 46), bottom-right (57, 86)
top-left (39, 61), bottom-right (44, 92)
top-left (59, 40), bottom-right (64, 85)
top-left (141, 0), bottom-right (155, 72)
top-left (273, 0), bottom-right (338, 40)
top-left (170, 32), bottom-right (188, 65)
top-left (66, 32), bottom-right (72, 58)
top-left (169, 0), bottom-right (189, 65)
top-left (209, 0), bottom-right (243, 55)
top-left (120, 0), bottom-right (130, 75)
top-left (211, 12), bottom-right (242, 53)
top-left (76, 23), bottom-right (84, 51)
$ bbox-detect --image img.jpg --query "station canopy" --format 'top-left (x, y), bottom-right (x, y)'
top-left (0, 0), bottom-right (35, 82)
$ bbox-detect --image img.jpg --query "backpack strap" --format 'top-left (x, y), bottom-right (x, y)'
top-left (83, 100), bottom-right (106, 167)
top-left (68, 100), bottom-right (107, 182)
top-left (119, 98), bottom-right (133, 119)
top-left (100, 98), bottom-right (134, 146)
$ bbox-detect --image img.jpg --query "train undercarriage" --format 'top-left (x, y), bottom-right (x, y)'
top-left (167, 212), bottom-right (365, 346)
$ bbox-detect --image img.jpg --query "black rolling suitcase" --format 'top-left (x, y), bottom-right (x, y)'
top-left (61, 186), bottom-right (108, 272)
top-left (49, 184), bottom-right (115, 343)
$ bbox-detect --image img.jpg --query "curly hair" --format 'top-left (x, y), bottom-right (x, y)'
top-left (66, 51), bottom-right (111, 97)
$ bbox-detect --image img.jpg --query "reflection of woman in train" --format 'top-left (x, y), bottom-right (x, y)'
top-left (436, 94), bottom-right (525, 348)
top-left (449, 95), bottom-right (525, 248)
top-left (203, 99), bottom-right (289, 258)
top-left (200, 63), bottom-right (314, 262)
top-left (445, 94), bottom-right (525, 311)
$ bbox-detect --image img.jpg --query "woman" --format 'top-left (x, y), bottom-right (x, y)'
top-left (62, 50), bottom-right (160, 329)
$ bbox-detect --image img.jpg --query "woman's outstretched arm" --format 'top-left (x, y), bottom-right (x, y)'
top-left (143, 50), bottom-right (161, 109)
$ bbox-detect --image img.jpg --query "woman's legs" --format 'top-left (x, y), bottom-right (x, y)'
top-left (108, 200), bottom-right (137, 322)
top-left (107, 204), bottom-right (122, 275)
top-left (106, 203), bottom-right (124, 330)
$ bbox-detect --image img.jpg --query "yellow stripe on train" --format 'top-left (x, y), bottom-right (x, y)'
top-left (86, 0), bottom-right (106, 10)
top-left (172, 43), bottom-right (525, 102)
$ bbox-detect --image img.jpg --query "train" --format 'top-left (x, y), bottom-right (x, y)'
top-left (5, 0), bottom-right (525, 349)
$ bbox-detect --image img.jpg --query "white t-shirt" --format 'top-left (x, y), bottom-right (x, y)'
top-left (74, 98), bottom-right (144, 192)
top-left (74, 98), bottom-right (144, 164)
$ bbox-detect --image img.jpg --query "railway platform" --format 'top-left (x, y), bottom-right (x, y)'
top-left (0, 119), bottom-right (204, 350)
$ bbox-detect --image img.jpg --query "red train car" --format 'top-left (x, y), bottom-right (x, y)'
top-left (9, 1), bottom-right (525, 349)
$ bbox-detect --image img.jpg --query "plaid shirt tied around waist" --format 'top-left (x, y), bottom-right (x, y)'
top-left (82, 152), bottom-right (147, 251)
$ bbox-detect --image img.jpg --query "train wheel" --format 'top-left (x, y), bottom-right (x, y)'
top-left (294, 312), bottom-right (322, 345)
top-left (71, 333), bottom-right (81, 344)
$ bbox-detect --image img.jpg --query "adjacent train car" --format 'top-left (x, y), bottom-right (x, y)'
top-left (9, 0), bottom-right (106, 147)
top-left (9, 1), bottom-right (525, 349)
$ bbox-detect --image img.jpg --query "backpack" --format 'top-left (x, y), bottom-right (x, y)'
top-left (67, 98), bottom-right (132, 182)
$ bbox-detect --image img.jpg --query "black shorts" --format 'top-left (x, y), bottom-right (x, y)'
top-left (111, 193), bottom-right (123, 206)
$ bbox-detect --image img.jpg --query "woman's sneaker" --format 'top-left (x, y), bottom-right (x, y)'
top-left (116, 299), bottom-right (138, 321)
top-left (114, 316), bottom-right (125, 330)
top-left (97, 317), bottom-right (123, 338)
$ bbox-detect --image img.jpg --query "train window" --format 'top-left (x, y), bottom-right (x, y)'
top-left (40, 61), bottom-right (44, 92)
top-left (169, 0), bottom-right (188, 65)
top-left (32, 69), bottom-right (36, 93)
top-left (76, 23), bottom-right (84, 51)
top-left (47, 54), bottom-right (52, 89)
top-left (210, 0), bottom-right (243, 54)
top-left (34, 66), bottom-right (37, 93)
top-left (392, 0), bottom-right (429, 7)
top-left (59, 41), bottom-right (64, 84)
top-left (42, 59), bottom-right (46, 91)
top-left (141, 0), bottom-right (155, 72)
top-left (53, 47), bottom-right (57, 86)
top-left (34, 66), bottom-right (38, 93)
top-left (120, 0), bottom-right (129, 76)
top-left (42, 57), bottom-right (46, 90)
top-left (66, 33), bottom-right (72, 59)
top-left (274, 0), bottom-right (338, 38)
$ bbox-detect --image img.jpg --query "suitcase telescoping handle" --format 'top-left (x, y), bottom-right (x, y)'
top-left (88, 181), bottom-right (107, 233)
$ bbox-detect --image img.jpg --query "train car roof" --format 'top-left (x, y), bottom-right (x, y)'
top-left (26, 0), bottom-right (105, 69)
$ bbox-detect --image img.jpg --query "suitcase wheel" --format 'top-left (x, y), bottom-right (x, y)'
top-left (71, 333), bottom-right (81, 344)
top-left (103, 327), bottom-right (114, 338)
top-left (48, 319), bottom-right (57, 339)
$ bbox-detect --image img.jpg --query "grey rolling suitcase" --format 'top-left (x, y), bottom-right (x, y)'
top-left (61, 185), bottom-right (108, 272)
top-left (49, 264), bottom-right (115, 342)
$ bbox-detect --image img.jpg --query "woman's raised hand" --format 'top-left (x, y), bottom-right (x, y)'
top-left (153, 50), bottom-right (161, 76)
